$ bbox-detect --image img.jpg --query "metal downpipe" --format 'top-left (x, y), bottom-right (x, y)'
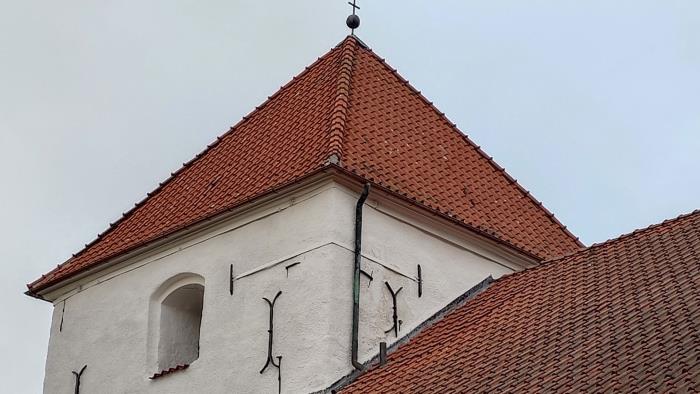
top-left (351, 183), bottom-right (370, 370)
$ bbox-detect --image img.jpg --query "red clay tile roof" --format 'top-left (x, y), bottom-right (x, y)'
top-left (27, 36), bottom-right (581, 295)
top-left (340, 210), bottom-right (700, 393)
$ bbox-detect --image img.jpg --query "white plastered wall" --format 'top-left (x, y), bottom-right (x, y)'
top-left (41, 178), bottom-right (528, 393)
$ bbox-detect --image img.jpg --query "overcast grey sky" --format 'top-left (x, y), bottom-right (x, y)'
top-left (1, 1), bottom-right (698, 391)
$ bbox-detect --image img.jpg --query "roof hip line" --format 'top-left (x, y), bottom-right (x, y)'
top-left (327, 36), bottom-right (359, 164)
top-left (356, 43), bottom-right (582, 249)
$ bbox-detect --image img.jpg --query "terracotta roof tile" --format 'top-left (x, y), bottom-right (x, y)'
top-left (28, 36), bottom-right (581, 295)
top-left (340, 210), bottom-right (700, 393)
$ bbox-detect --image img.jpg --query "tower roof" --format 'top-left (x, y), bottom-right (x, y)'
top-left (27, 36), bottom-right (581, 296)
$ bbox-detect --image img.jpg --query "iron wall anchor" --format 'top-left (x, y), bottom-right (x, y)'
top-left (417, 264), bottom-right (423, 297)
top-left (384, 282), bottom-right (403, 337)
top-left (360, 268), bottom-right (373, 287)
top-left (260, 291), bottom-right (283, 394)
top-left (229, 264), bottom-right (234, 295)
top-left (72, 365), bottom-right (86, 394)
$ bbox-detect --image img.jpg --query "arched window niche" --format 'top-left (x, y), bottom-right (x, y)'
top-left (148, 273), bottom-right (205, 374)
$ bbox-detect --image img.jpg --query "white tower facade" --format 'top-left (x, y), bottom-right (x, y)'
top-left (28, 36), bottom-right (580, 393)
top-left (41, 177), bottom-right (532, 393)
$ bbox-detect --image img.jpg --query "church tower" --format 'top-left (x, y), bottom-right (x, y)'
top-left (27, 35), bottom-right (580, 393)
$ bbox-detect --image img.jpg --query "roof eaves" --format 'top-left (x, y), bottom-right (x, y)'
top-left (329, 164), bottom-right (544, 263)
top-left (26, 44), bottom-right (346, 294)
top-left (26, 164), bottom-right (339, 297)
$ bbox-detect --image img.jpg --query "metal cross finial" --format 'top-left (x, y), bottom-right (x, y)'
top-left (348, 0), bottom-right (360, 15)
top-left (346, 0), bottom-right (361, 34)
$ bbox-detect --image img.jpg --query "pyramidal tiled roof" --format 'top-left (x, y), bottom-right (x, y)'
top-left (340, 209), bottom-right (700, 393)
top-left (27, 36), bottom-right (581, 295)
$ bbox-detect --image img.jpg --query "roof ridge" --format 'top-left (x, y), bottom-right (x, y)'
top-left (492, 208), bottom-right (700, 285)
top-left (355, 44), bottom-right (583, 250)
top-left (560, 208), bottom-right (700, 259)
top-left (327, 36), bottom-right (359, 164)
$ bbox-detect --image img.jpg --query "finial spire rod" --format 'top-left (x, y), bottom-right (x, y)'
top-left (346, 0), bottom-right (361, 35)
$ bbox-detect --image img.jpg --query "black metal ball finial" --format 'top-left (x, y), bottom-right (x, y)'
top-left (346, 14), bottom-right (360, 30)
top-left (346, 1), bottom-right (360, 32)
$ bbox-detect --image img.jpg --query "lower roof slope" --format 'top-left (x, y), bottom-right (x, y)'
top-left (341, 210), bottom-right (700, 393)
top-left (28, 36), bottom-right (581, 296)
